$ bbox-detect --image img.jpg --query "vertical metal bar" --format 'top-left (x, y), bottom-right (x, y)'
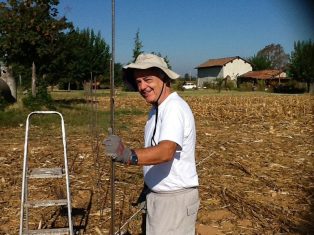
top-left (110, 0), bottom-right (115, 130)
top-left (19, 113), bottom-right (31, 234)
top-left (59, 113), bottom-right (74, 235)
top-left (110, 0), bottom-right (116, 234)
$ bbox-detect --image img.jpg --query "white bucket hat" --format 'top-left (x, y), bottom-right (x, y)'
top-left (123, 53), bottom-right (180, 91)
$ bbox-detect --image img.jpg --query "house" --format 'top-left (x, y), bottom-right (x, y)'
top-left (238, 70), bottom-right (289, 88)
top-left (195, 56), bottom-right (252, 87)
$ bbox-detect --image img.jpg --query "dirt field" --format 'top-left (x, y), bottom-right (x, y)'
top-left (0, 93), bottom-right (313, 234)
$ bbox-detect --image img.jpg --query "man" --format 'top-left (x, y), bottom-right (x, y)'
top-left (104, 53), bottom-right (199, 235)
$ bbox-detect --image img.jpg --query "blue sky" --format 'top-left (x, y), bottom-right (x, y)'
top-left (58, 0), bottom-right (314, 76)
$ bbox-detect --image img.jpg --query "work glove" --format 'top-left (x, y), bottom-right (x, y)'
top-left (103, 135), bottom-right (131, 164)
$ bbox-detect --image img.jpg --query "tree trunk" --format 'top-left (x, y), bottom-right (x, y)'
top-left (32, 62), bottom-right (36, 97)
top-left (309, 82), bottom-right (314, 94)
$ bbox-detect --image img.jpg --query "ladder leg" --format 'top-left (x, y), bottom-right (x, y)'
top-left (19, 162), bottom-right (26, 234)
top-left (25, 176), bottom-right (29, 232)
top-left (20, 113), bottom-right (31, 234)
top-left (60, 115), bottom-right (74, 235)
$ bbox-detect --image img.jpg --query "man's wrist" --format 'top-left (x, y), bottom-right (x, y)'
top-left (129, 149), bottom-right (138, 165)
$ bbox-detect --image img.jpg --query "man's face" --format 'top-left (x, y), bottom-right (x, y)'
top-left (134, 69), bottom-right (166, 104)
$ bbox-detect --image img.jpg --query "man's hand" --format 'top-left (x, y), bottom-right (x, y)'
top-left (103, 135), bottom-right (131, 164)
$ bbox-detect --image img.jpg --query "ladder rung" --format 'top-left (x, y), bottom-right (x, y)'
top-left (23, 227), bottom-right (70, 234)
top-left (25, 199), bottom-right (68, 208)
top-left (28, 168), bottom-right (64, 179)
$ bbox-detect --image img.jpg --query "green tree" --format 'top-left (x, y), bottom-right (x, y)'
top-left (247, 55), bottom-right (272, 71)
top-left (113, 62), bottom-right (123, 87)
top-left (0, 0), bottom-right (72, 81)
top-left (290, 40), bottom-right (314, 92)
top-left (54, 28), bottom-right (110, 90)
top-left (184, 73), bottom-right (190, 81)
top-left (130, 29), bottom-right (172, 70)
top-left (257, 44), bottom-right (290, 70)
top-left (214, 77), bottom-right (224, 93)
top-left (132, 29), bottom-right (143, 62)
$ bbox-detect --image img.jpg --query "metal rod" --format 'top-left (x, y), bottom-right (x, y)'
top-left (115, 207), bottom-right (143, 235)
top-left (110, 0), bottom-right (116, 234)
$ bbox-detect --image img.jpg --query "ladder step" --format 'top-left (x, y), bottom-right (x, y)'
top-left (28, 168), bottom-right (64, 179)
top-left (25, 199), bottom-right (68, 208)
top-left (23, 228), bottom-right (70, 234)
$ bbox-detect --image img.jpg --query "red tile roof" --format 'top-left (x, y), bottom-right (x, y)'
top-left (195, 56), bottom-right (250, 69)
top-left (240, 70), bottom-right (287, 80)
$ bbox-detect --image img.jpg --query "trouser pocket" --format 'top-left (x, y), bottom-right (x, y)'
top-left (187, 200), bottom-right (200, 216)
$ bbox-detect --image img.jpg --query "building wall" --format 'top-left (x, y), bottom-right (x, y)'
top-left (222, 58), bottom-right (252, 80)
top-left (197, 67), bottom-right (223, 78)
top-left (197, 77), bottom-right (217, 87)
top-left (196, 58), bottom-right (252, 84)
top-left (275, 72), bottom-right (287, 78)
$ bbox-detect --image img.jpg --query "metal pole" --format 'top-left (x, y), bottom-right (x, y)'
top-left (110, 0), bottom-right (116, 234)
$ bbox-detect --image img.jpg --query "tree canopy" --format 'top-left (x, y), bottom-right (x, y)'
top-left (132, 29), bottom-right (143, 63)
top-left (46, 28), bottom-right (111, 89)
top-left (247, 55), bottom-right (272, 71)
top-left (256, 44), bottom-right (289, 70)
top-left (0, 0), bottom-right (72, 74)
top-left (289, 40), bottom-right (314, 92)
top-left (0, 0), bottom-right (113, 90)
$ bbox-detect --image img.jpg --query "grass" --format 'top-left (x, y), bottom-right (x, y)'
top-left (0, 90), bottom-right (106, 128)
top-left (0, 110), bottom-right (28, 126)
top-left (0, 88), bottom-right (310, 128)
top-left (0, 89), bottom-right (142, 130)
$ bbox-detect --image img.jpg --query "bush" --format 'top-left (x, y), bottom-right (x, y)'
top-left (121, 83), bottom-right (136, 92)
top-left (22, 81), bottom-right (55, 110)
top-left (173, 80), bottom-right (185, 91)
top-left (273, 80), bottom-right (307, 94)
top-left (257, 80), bottom-right (266, 91)
top-left (202, 80), bottom-right (222, 90)
top-left (238, 82), bottom-right (254, 91)
top-left (202, 78), bottom-right (235, 91)
top-left (0, 95), bottom-right (10, 111)
top-left (202, 82), bottom-right (213, 89)
top-left (225, 80), bottom-right (236, 90)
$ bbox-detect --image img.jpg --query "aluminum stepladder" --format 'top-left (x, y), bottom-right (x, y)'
top-left (19, 111), bottom-right (74, 235)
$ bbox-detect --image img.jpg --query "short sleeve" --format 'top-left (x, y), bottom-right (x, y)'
top-left (158, 101), bottom-right (184, 149)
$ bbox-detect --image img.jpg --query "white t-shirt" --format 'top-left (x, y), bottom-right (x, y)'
top-left (143, 92), bottom-right (199, 192)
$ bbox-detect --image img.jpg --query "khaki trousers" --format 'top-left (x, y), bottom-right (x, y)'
top-left (146, 188), bottom-right (199, 235)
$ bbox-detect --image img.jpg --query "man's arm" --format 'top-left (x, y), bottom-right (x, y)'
top-left (104, 136), bottom-right (177, 165)
top-left (134, 140), bottom-right (177, 165)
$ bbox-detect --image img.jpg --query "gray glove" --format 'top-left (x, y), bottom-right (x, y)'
top-left (104, 135), bottom-right (131, 164)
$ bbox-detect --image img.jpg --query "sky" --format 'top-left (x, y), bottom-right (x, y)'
top-left (57, 0), bottom-right (314, 76)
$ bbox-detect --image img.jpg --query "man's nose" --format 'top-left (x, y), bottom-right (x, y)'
top-left (138, 81), bottom-right (148, 91)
